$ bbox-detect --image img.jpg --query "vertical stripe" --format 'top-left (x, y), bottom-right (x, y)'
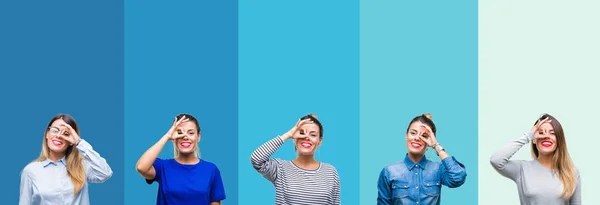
top-left (0, 1), bottom-right (124, 204)
top-left (359, 1), bottom-right (478, 204)
top-left (124, 1), bottom-right (238, 204)
top-left (479, 1), bottom-right (599, 204)
top-left (238, 1), bottom-right (360, 204)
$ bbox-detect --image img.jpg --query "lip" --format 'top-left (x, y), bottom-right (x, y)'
top-left (180, 142), bottom-right (192, 148)
top-left (541, 140), bottom-right (553, 148)
top-left (52, 140), bottom-right (64, 146)
top-left (300, 142), bottom-right (312, 148)
top-left (410, 142), bottom-right (423, 149)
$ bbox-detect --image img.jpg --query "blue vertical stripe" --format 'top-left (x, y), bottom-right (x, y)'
top-left (124, 0), bottom-right (238, 204)
top-left (359, 1), bottom-right (478, 204)
top-left (238, 1), bottom-right (360, 204)
top-left (0, 1), bottom-right (125, 204)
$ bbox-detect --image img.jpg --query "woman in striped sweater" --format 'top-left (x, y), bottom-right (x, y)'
top-left (251, 114), bottom-right (341, 205)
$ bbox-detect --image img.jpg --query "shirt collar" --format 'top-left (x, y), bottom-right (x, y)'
top-left (42, 156), bottom-right (67, 167)
top-left (403, 154), bottom-right (428, 170)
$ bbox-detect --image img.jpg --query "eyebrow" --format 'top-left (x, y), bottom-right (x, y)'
top-left (410, 129), bottom-right (418, 132)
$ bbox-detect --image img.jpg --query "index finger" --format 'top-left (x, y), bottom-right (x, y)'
top-left (58, 123), bottom-right (75, 132)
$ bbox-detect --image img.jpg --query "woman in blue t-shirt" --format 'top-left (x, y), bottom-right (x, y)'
top-left (136, 114), bottom-right (226, 205)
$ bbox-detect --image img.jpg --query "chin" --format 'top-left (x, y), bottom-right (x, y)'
top-left (408, 149), bottom-right (426, 156)
top-left (297, 150), bottom-right (315, 156)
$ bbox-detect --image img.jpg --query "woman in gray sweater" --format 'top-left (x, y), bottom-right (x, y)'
top-left (490, 114), bottom-right (581, 205)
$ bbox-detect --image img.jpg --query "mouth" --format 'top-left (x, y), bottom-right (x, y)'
top-left (541, 140), bottom-right (553, 148)
top-left (410, 142), bottom-right (423, 149)
top-left (180, 142), bottom-right (192, 148)
top-left (300, 142), bottom-right (313, 149)
top-left (52, 140), bottom-right (64, 146)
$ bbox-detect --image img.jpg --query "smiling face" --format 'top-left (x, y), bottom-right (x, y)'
top-left (406, 121), bottom-right (428, 156)
top-left (534, 121), bottom-right (558, 155)
top-left (174, 121), bottom-right (200, 156)
top-left (45, 119), bottom-right (71, 154)
top-left (293, 123), bottom-right (322, 156)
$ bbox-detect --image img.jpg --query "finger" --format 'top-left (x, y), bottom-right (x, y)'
top-left (59, 123), bottom-right (74, 131)
top-left (175, 117), bottom-right (187, 126)
top-left (418, 135), bottom-right (430, 145)
top-left (299, 119), bottom-right (313, 126)
top-left (420, 125), bottom-right (433, 133)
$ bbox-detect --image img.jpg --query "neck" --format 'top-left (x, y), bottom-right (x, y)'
top-left (293, 154), bottom-right (318, 169)
top-left (175, 153), bottom-right (199, 164)
top-left (49, 151), bottom-right (66, 163)
top-left (408, 152), bottom-right (425, 163)
top-left (537, 153), bottom-right (553, 169)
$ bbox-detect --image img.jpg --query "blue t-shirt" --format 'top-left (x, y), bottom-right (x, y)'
top-left (146, 158), bottom-right (226, 205)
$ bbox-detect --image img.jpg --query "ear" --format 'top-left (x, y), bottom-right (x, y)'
top-left (318, 138), bottom-right (323, 147)
top-left (532, 139), bottom-right (537, 144)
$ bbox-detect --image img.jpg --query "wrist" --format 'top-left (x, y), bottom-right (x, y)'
top-left (280, 133), bottom-right (291, 141)
top-left (75, 138), bottom-right (82, 146)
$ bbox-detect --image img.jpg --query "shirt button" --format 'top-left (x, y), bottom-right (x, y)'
top-left (415, 173), bottom-right (418, 175)
top-left (417, 202), bottom-right (420, 204)
top-left (416, 187), bottom-right (419, 189)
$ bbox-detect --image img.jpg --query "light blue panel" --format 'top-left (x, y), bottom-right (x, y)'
top-left (238, 0), bottom-right (359, 204)
top-left (359, 0), bottom-right (478, 204)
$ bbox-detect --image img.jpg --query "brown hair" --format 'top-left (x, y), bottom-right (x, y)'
top-left (36, 114), bottom-right (85, 196)
top-left (406, 113), bottom-right (436, 135)
top-left (300, 114), bottom-right (323, 138)
top-left (531, 114), bottom-right (576, 199)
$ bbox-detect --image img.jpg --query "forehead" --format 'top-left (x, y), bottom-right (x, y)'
top-left (177, 121), bottom-right (197, 130)
top-left (540, 122), bottom-right (554, 130)
top-left (50, 119), bottom-right (66, 127)
top-left (300, 123), bottom-right (320, 132)
top-left (409, 121), bottom-right (425, 130)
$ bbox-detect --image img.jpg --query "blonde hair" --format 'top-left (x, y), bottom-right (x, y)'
top-left (531, 114), bottom-right (577, 199)
top-left (423, 113), bottom-right (433, 120)
top-left (36, 114), bottom-right (85, 196)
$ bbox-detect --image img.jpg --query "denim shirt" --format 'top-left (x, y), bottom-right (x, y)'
top-left (377, 155), bottom-right (467, 205)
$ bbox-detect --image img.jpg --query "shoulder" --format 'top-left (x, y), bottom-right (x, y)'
top-left (320, 162), bottom-right (338, 173)
top-left (153, 158), bottom-right (174, 167)
top-left (199, 159), bottom-right (219, 170)
top-left (383, 161), bottom-right (407, 173)
top-left (22, 161), bottom-right (41, 175)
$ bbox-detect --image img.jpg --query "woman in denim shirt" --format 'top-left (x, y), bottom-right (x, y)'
top-left (377, 113), bottom-right (467, 205)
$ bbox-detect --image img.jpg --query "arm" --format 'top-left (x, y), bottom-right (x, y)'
top-left (376, 168), bottom-right (392, 205)
top-left (136, 117), bottom-right (188, 180)
top-left (19, 168), bottom-right (32, 205)
top-left (569, 172), bottom-right (581, 205)
top-left (250, 136), bottom-right (285, 183)
top-left (76, 139), bottom-right (113, 183)
top-left (136, 135), bottom-right (170, 180)
top-left (332, 168), bottom-right (341, 205)
top-left (489, 132), bottom-right (532, 181)
top-left (439, 156), bottom-right (467, 188)
top-left (210, 166), bottom-right (226, 204)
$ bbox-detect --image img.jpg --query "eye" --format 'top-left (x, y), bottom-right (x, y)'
top-left (538, 131), bottom-right (544, 135)
top-left (63, 132), bottom-right (70, 136)
top-left (177, 131), bottom-right (183, 134)
top-left (410, 132), bottom-right (416, 135)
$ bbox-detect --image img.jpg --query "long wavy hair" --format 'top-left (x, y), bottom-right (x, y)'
top-left (36, 114), bottom-right (85, 196)
top-left (531, 114), bottom-right (576, 199)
